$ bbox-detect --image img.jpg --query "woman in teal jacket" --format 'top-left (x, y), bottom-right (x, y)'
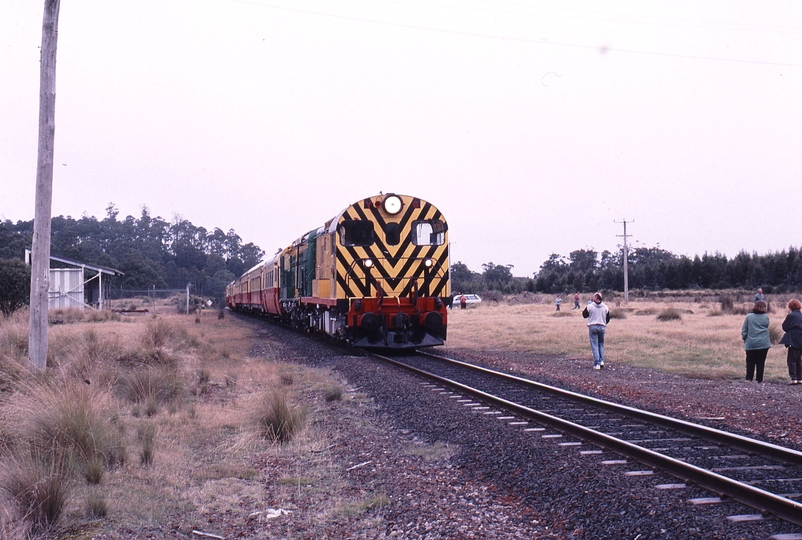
top-left (741, 301), bottom-right (771, 382)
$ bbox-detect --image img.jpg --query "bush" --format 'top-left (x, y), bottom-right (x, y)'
top-left (0, 259), bottom-right (30, 318)
top-left (252, 390), bottom-right (306, 443)
top-left (608, 308), bottom-right (628, 320)
top-left (656, 308), bottom-right (682, 321)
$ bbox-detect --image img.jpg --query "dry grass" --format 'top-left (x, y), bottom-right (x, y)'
top-left (446, 296), bottom-right (795, 381)
top-left (0, 307), bottom-right (360, 536)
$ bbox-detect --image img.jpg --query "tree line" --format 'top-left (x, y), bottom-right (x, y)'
top-left (532, 247), bottom-right (802, 294)
top-left (450, 246), bottom-right (802, 297)
top-left (0, 204), bottom-right (264, 304)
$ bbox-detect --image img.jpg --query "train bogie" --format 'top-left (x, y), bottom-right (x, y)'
top-left (226, 193), bottom-right (450, 349)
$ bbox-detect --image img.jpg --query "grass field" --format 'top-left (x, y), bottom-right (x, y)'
top-left (446, 294), bottom-right (795, 382)
top-left (0, 307), bottom-right (352, 537)
top-left (1, 292), bottom-right (799, 535)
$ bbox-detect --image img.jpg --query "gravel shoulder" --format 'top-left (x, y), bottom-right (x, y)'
top-left (243, 321), bottom-right (802, 539)
top-left (82, 316), bottom-right (802, 539)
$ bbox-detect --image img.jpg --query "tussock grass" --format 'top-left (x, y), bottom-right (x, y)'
top-left (0, 449), bottom-right (72, 534)
top-left (0, 312), bottom-right (29, 358)
top-left (85, 490), bottom-right (108, 518)
top-left (608, 308), bottom-right (628, 320)
top-left (9, 381), bottom-right (127, 479)
top-left (0, 309), bottom-right (371, 535)
top-left (117, 366), bottom-right (186, 410)
top-left (323, 385), bottom-right (343, 402)
top-left (769, 324), bottom-right (783, 345)
top-left (656, 308), bottom-right (682, 321)
top-left (251, 390), bottom-right (307, 443)
top-left (137, 422), bottom-right (156, 466)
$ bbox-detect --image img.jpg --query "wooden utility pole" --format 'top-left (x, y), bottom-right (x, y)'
top-left (615, 219), bottom-right (633, 303)
top-left (29, 0), bottom-right (61, 370)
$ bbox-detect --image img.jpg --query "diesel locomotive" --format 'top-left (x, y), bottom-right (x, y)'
top-left (225, 193), bottom-right (450, 348)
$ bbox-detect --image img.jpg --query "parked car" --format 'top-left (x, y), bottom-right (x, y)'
top-left (453, 293), bottom-right (482, 306)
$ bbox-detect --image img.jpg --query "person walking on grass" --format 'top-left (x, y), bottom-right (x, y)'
top-left (741, 301), bottom-right (771, 383)
top-left (573, 292), bottom-right (580, 310)
top-left (582, 292), bottom-right (610, 370)
top-left (779, 299), bottom-right (802, 384)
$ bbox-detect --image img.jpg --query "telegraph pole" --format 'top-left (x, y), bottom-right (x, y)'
top-left (28, 0), bottom-right (61, 370)
top-left (615, 219), bottom-right (633, 303)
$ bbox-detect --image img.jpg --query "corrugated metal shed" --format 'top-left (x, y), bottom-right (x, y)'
top-left (26, 251), bottom-right (125, 310)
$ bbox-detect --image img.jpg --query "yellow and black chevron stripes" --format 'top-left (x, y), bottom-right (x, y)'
top-left (334, 195), bottom-right (449, 300)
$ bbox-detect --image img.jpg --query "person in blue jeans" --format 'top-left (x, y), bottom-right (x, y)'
top-left (582, 292), bottom-right (610, 370)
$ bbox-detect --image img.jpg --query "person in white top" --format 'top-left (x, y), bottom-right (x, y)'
top-left (582, 292), bottom-right (610, 370)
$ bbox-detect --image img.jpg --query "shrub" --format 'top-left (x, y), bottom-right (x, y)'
top-left (252, 390), bottom-right (306, 443)
top-left (656, 308), bottom-right (682, 322)
top-left (608, 308), bottom-right (627, 320)
top-left (480, 290), bottom-right (503, 303)
top-left (0, 258), bottom-right (30, 318)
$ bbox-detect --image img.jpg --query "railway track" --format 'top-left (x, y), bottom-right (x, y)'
top-left (369, 349), bottom-right (802, 530)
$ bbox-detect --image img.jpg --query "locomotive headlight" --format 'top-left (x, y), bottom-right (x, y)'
top-left (383, 195), bottom-right (403, 215)
top-left (424, 258), bottom-right (433, 268)
top-left (364, 259), bottom-right (374, 268)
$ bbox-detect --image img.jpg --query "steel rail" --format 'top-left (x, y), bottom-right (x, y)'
top-left (418, 350), bottom-right (802, 465)
top-left (372, 351), bottom-right (802, 527)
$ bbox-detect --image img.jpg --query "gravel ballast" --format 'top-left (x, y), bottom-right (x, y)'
top-left (247, 319), bottom-right (802, 539)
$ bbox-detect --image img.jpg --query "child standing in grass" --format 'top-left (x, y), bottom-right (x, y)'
top-left (741, 301), bottom-right (770, 383)
top-left (779, 299), bottom-right (802, 384)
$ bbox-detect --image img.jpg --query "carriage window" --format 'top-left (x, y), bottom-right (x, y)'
top-left (339, 220), bottom-right (375, 246)
top-left (412, 220), bottom-right (445, 246)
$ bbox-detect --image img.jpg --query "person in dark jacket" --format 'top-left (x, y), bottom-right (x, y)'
top-left (779, 298), bottom-right (802, 384)
top-left (741, 301), bottom-right (770, 382)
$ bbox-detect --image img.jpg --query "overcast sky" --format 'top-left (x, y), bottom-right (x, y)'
top-left (2, 0), bottom-right (800, 277)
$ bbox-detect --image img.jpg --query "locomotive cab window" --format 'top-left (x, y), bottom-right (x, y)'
top-left (412, 220), bottom-right (446, 246)
top-left (339, 220), bottom-right (375, 246)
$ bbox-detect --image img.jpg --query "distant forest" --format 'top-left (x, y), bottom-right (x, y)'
top-left (453, 246), bottom-right (802, 296)
top-left (3, 207), bottom-right (801, 301)
top-left (531, 247), bottom-right (802, 295)
top-left (0, 205), bottom-right (264, 302)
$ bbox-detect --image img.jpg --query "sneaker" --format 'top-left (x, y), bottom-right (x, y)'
top-left (600, 361), bottom-right (605, 367)
top-left (593, 365), bottom-right (601, 370)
